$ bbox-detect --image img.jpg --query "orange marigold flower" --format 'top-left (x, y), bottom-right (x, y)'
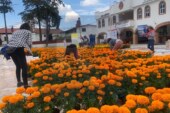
top-left (97, 90), bottom-right (105, 95)
top-left (25, 87), bottom-right (35, 94)
top-left (152, 93), bottom-right (162, 100)
top-left (108, 80), bottom-right (116, 85)
top-left (16, 87), bottom-right (25, 94)
top-left (8, 96), bottom-right (19, 104)
top-left (67, 109), bottom-right (78, 113)
top-left (34, 72), bottom-right (43, 77)
top-left (151, 100), bottom-right (164, 110)
top-left (2, 96), bottom-right (10, 103)
top-left (80, 88), bottom-right (86, 94)
top-left (77, 109), bottom-right (86, 113)
top-left (44, 106), bottom-right (50, 111)
top-left (43, 76), bottom-right (49, 80)
top-left (0, 103), bottom-right (6, 110)
top-left (99, 84), bottom-right (105, 89)
top-left (97, 96), bottom-right (103, 100)
top-left (64, 92), bottom-right (70, 97)
top-left (41, 87), bottom-right (51, 94)
top-left (136, 95), bottom-right (150, 105)
top-left (88, 85), bottom-right (95, 91)
top-left (32, 91), bottom-right (41, 98)
top-left (116, 82), bottom-right (122, 87)
top-left (141, 76), bottom-right (146, 80)
top-left (145, 87), bottom-right (156, 94)
top-left (125, 99), bottom-right (136, 109)
top-left (55, 88), bottom-right (61, 94)
top-left (87, 107), bottom-right (100, 113)
top-left (135, 108), bottom-right (148, 113)
top-left (119, 106), bottom-right (131, 113)
top-left (126, 94), bottom-right (137, 101)
top-left (33, 79), bottom-right (38, 84)
top-left (126, 71), bottom-right (137, 78)
top-left (111, 105), bottom-right (119, 112)
top-left (168, 102), bottom-right (170, 108)
top-left (132, 79), bottom-right (138, 84)
top-left (26, 102), bottom-right (35, 109)
top-left (100, 105), bottom-right (113, 113)
top-left (161, 94), bottom-right (170, 102)
top-left (43, 96), bottom-right (51, 103)
top-left (83, 81), bottom-right (90, 86)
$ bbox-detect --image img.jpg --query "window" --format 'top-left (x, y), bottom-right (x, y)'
top-left (159, 1), bottom-right (166, 14)
top-left (98, 20), bottom-right (101, 28)
top-left (137, 8), bottom-right (142, 19)
top-left (145, 6), bottom-right (150, 17)
top-left (113, 16), bottom-right (116, 24)
top-left (108, 18), bottom-right (110, 26)
top-left (82, 28), bottom-right (86, 32)
top-left (102, 19), bottom-right (105, 27)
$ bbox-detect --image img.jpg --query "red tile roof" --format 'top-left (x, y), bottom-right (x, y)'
top-left (0, 28), bottom-right (63, 34)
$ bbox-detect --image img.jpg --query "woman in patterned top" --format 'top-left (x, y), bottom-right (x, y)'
top-left (8, 23), bottom-right (32, 88)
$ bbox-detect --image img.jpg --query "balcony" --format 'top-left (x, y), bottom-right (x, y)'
top-left (115, 20), bottom-right (134, 29)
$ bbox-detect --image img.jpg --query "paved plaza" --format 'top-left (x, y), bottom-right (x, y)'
top-left (0, 44), bottom-right (170, 101)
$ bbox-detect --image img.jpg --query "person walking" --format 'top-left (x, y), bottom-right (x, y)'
top-left (8, 23), bottom-right (32, 88)
top-left (107, 38), bottom-right (123, 50)
top-left (146, 26), bottom-right (155, 52)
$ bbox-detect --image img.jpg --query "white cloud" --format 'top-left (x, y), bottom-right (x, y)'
top-left (80, 0), bottom-right (100, 6)
top-left (59, 4), bottom-right (79, 22)
top-left (64, 11), bottom-right (79, 22)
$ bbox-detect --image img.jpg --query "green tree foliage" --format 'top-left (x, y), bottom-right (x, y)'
top-left (20, 0), bottom-right (63, 45)
top-left (0, 0), bottom-right (13, 43)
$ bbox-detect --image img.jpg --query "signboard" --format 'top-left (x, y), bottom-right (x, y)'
top-left (137, 25), bottom-right (148, 37)
top-left (71, 33), bottom-right (80, 46)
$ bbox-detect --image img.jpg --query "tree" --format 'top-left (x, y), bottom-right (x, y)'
top-left (0, 0), bottom-right (13, 43)
top-left (20, 0), bottom-right (63, 46)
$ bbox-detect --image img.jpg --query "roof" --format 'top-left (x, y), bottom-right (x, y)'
top-left (64, 24), bottom-right (97, 33)
top-left (0, 28), bottom-right (19, 34)
top-left (0, 28), bottom-right (63, 34)
top-left (80, 24), bottom-right (96, 27)
top-left (33, 28), bottom-right (63, 34)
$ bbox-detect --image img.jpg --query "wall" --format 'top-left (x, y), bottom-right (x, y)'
top-left (76, 25), bottom-right (97, 37)
top-left (134, 0), bottom-right (170, 30)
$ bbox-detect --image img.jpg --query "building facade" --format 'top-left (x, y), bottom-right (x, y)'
top-left (95, 0), bottom-right (170, 44)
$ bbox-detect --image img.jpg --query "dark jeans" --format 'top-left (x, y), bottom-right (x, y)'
top-left (148, 39), bottom-right (154, 51)
top-left (10, 47), bottom-right (28, 86)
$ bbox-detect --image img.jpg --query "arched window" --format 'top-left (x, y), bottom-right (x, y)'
top-left (159, 1), bottom-right (166, 14)
top-left (145, 6), bottom-right (150, 17)
top-left (113, 16), bottom-right (116, 24)
top-left (102, 19), bottom-right (105, 27)
top-left (98, 20), bottom-right (101, 28)
top-left (137, 8), bottom-right (142, 19)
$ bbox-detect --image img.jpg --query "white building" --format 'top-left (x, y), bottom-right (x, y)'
top-left (95, 0), bottom-right (170, 44)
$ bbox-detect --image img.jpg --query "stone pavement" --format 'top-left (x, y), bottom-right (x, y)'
top-left (0, 44), bottom-right (170, 101)
top-left (0, 56), bottom-right (38, 101)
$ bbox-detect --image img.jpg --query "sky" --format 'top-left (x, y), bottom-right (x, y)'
top-left (0, 0), bottom-right (118, 30)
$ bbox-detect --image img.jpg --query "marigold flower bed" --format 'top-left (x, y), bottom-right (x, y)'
top-left (1, 47), bottom-right (170, 113)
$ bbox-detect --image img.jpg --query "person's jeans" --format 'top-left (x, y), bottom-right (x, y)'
top-left (148, 39), bottom-right (154, 51)
top-left (10, 47), bottom-right (28, 86)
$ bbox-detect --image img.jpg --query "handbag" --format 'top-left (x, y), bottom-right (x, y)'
top-left (0, 45), bottom-right (16, 60)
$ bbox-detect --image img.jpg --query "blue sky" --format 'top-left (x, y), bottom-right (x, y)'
top-left (0, 0), bottom-right (117, 30)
